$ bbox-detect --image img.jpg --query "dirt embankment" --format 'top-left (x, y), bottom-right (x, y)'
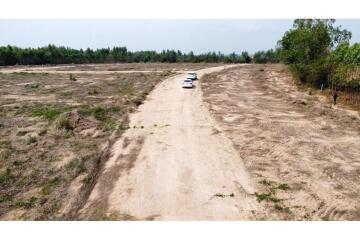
top-left (201, 64), bottom-right (360, 220)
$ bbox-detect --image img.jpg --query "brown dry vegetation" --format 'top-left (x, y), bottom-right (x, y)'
top-left (201, 64), bottom-right (360, 220)
top-left (307, 88), bottom-right (360, 113)
top-left (0, 68), bottom-right (175, 220)
top-left (0, 62), bottom-right (222, 73)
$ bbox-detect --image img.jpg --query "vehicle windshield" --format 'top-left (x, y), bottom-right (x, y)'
top-left (184, 80), bottom-right (192, 83)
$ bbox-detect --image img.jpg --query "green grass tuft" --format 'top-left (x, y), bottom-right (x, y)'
top-left (54, 115), bottom-right (73, 131)
top-left (15, 197), bottom-right (37, 209)
top-left (66, 159), bottom-right (86, 176)
top-left (31, 107), bottom-right (62, 121)
top-left (0, 168), bottom-right (14, 185)
top-left (277, 183), bottom-right (290, 190)
top-left (41, 177), bottom-right (61, 195)
top-left (274, 204), bottom-right (290, 212)
top-left (259, 179), bottom-right (273, 186)
top-left (69, 74), bottom-right (77, 81)
top-left (255, 192), bottom-right (281, 203)
top-left (25, 83), bottom-right (40, 89)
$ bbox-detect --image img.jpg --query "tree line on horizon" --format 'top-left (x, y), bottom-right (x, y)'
top-left (2, 19), bottom-right (358, 94)
top-left (0, 45), bottom-right (266, 66)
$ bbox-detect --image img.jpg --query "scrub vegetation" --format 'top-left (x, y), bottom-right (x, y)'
top-left (278, 20), bottom-right (360, 108)
top-left (0, 69), bottom-right (173, 219)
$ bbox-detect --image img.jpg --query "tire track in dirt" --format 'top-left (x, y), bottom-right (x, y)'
top-left (201, 64), bottom-right (360, 220)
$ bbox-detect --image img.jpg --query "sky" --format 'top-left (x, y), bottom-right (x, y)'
top-left (0, 19), bottom-right (359, 54)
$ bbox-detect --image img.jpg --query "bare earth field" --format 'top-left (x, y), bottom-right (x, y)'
top-left (1, 63), bottom-right (360, 220)
top-left (202, 64), bottom-right (360, 220)
top-left (0, 65), bottom-right (175, 220)
top-left (0, 63), bottom-right (222, 74)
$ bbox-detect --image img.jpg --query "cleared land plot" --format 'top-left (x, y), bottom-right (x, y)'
top-left (201, 64), bottom-right (360, 220)
top-left (3, 63), bottom-right (359, 221)
top-left (0, 69), bottom-right (174, 220)
top-left (0, 63), bottom-right (222, 73)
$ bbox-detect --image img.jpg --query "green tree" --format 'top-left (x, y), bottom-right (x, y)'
top-left (241, 51), bottom-right (252, 63)
top-left (278, 19), bottom-right (351, 86)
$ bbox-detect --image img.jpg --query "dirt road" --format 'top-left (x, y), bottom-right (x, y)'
top-left (79, 65), bottom-right (263, 220)
top-left (79, 64), bottom-right (360, 220)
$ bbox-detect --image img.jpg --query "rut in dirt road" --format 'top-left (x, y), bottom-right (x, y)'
top-left (79, 66), bottom-right (262, 220)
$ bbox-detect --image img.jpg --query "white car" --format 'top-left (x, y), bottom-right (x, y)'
top-left (187, 72), bottom-right (197, 80)
top-left (182, 79), bottom-right (193, 88)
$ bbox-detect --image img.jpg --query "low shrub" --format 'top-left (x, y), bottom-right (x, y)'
top-left (69, 74), bottom-right (77, 81)
top-left (54, 115), bottom-right (72, 131)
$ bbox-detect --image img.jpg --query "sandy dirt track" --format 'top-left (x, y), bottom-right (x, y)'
top-left (79, 65), bottom-right (264, 220)
top-left (78, 64), bottom-right (360, 220)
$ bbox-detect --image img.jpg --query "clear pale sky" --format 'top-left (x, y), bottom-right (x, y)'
top-left (0, 19), bottom-right (359, 54)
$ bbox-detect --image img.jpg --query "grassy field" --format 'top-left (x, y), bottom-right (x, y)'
top-left (0, 68), bottom-right (175, 220)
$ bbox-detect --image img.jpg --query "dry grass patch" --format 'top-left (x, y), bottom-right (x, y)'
top-left (0, 69), bottom-right (175, 219)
